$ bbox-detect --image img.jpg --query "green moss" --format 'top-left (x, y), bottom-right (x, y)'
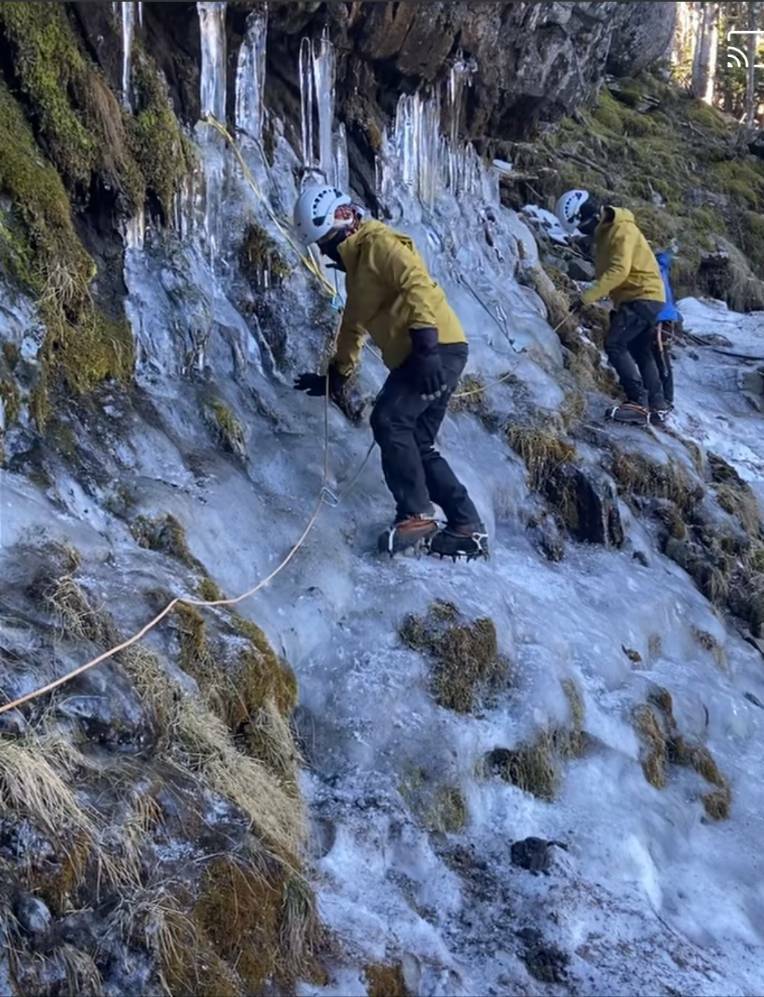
top-left (42, 311), bottom-right (134, 396)
top-left (400, 602), bottom-right (509, 713)
top-left (0, 81), bottom-right (135, 417)
top-left (592, 90), bottom-right (625, 133)
top-left (686, 101), bottom-right (734, 136)
top-left (739, 211), bottom-right (764, 273)
top-left (205, 399), bottom-right (247, 458)
top-left (0, 3), bottom-right (96, 189)
top-left (239, 222), bottom-right (291, 288)
top-left (0, 378), bottom-right (20, 425)
top-left (0, 3), bottom-right (144, 206)
top-left (711, 160), bottom-right (764, 209)
top-left (129, 52), bottom-right (194, 220)
top-left (0, 81), bottom-right (92, 300)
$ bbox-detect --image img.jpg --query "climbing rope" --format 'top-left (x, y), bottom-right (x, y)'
top-left (1, 352), bottom-right (337, 718)
top-left (2, 121), bottom-right (576, 715)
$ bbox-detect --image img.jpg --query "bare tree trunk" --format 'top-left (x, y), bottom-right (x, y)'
top-left (746, 2), bottom-right (759, 126)
top-left (692, 1), bottom-right (720, 104)
top-left (673, 1), bottom-right (699, 85)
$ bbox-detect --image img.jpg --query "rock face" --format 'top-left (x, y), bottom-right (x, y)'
top-left (268, 1), bottom-right (678, 154)
top-left (607, 1), bottom-right (677, 77)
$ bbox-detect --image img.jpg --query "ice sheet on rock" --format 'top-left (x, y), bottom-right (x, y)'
top-left (672, 297), bottom-right (764, 509)
top-left (14, 23), bottom-right (763, 996)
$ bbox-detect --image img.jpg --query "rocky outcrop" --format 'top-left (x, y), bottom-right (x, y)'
top-left (267, 1), bottom-right (678, 156)
top-left (607, 1), bottom-right (677, 77)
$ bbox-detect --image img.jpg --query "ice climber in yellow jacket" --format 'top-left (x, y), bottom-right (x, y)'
top-left (556, 190), bottom-right (669, 425)
top-left (293, 185), bottom-right (486, 559)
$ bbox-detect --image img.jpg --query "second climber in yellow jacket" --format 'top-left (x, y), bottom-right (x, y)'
top-left (556, 190), bottom-right (669, 425)
top-left (292, 185), bottom-right (486, 559)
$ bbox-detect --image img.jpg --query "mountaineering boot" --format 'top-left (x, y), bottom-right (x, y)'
top-left (377, 515), bottom-right (438, 557)
top-left (606, 402), bottom-right (650, 426)
top-left (428, 524), bottom-right (489, 562)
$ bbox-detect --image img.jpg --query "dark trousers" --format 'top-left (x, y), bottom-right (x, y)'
top-left (652, 322), bottom-right (674, 407)
top-left (370, 344), bottom-right (480, 526)
top-left (606, 300), bottom-right (666, 409)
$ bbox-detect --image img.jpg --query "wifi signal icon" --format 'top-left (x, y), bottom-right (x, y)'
top-left (727, 46), bottom-right (750, 70)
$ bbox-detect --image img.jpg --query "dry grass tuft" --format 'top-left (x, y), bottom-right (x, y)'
top-left (400, 601), bottom-right (509, 713)
top-left (0, 736), bottom-right (96, 842)
top-left (691, 627), bottom-right (726, 668)
top-left (611, 450), bottom-right (700, 516)
top-left (131, 513), bottom-right (202, 570)
top-left (365, 963), bottom-right (410, 997)
top-left (506, 426), bottom-right (577, 493)
top-left (204, 399), bottom-right (247, 460)
top-left (486, 679), bottom-right (587, 800)
top-left (633, 687), bottom-right (731, 818)
top-left (173, 699), bottom-right (305, 857)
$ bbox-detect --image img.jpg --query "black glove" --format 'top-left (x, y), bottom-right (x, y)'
top-left (294, 365), bottom-right (364, 424)
top-left (404, 327), bottom-right (447, 400)
top-left (294, 364), bottom-right (348, 399)
top-left (293, 372), bottom-right (328, 396)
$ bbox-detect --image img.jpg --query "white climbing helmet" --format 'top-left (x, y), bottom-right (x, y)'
top-left (293, 184), bottom-right (352, 245)
top-left (555, 189), bottom-right (592, 234)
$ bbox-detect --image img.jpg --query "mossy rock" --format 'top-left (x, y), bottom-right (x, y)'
top-left (0, 3), bottom-right (144, 204)
top-left (400, 601), bottom-right (509, 713)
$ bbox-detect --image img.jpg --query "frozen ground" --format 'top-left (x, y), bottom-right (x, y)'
top-left (2, 12), bottom-right (764, 996)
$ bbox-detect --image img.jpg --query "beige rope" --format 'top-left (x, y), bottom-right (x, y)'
top-left (1, 357), bottom-right (337, 718)
top-left (3, 123), bottom-right (575, 715)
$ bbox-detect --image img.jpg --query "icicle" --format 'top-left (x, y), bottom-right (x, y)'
top-left (334, 121), bottom-right (349, 192)
top-left (311, 28), bottom-right (336, 182)
top-left (119, 2), bottom-right (138, 110)
top-left (198, 2), bottom-right (227, 121)
top-left (299, 36), bottom-right (315, 168)
top-left (138, 1), bottom-right (143, 28)
top-left (122, 207), bottom-right (146, 251)
top-left (235, 5), bottom-right (268, 143)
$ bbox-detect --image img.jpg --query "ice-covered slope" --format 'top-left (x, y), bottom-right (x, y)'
top-left (2, 10), bottom-right (764, 997)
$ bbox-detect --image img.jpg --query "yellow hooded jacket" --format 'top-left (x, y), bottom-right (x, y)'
top-left (582, 208), bottom-right (666, 308)
top-left (333, 219), bottom-right (466, 375)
